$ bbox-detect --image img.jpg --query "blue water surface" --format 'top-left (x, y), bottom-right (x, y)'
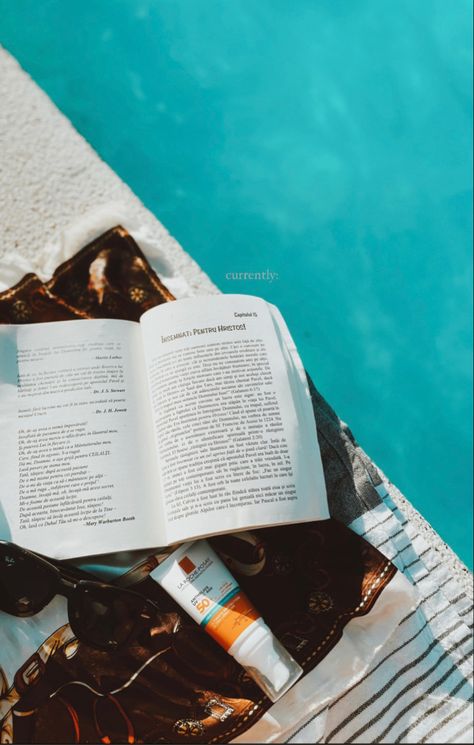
top-left (1, 0), bottom-right (472, 566)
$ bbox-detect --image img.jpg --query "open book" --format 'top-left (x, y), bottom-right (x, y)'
top-left (0, 295), bottom-right (328, 559)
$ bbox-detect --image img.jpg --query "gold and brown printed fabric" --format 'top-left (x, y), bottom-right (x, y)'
top-left (0, 228), bottom-right (397, 744)
top-left (0, 225), bottom-right (174, 324)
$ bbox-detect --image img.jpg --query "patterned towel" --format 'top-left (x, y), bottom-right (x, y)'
top-left (0, 225), bottom-right (470, 743)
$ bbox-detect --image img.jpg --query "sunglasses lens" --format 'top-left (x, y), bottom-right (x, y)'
top-left (70, 585), bottom-right (149, 650)
top-left (0, 548), bottom-right (55, 616)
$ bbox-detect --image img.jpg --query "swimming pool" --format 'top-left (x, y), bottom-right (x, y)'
top-left (1, 0), bottom-right (472, 566)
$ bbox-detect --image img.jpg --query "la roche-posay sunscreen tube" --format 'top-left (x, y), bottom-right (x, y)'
top-left (151, 540), bottom-right (303, 702)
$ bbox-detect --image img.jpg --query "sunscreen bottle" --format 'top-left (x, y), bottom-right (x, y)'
top-left (151, 540), bottom-right (303, 702)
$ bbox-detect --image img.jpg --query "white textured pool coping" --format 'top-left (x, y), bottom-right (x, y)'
top-left (0, 49), bottom-right (471, 593)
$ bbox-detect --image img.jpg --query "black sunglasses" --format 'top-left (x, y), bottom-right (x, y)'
top-left (0, 541), bottom-right (159, 651)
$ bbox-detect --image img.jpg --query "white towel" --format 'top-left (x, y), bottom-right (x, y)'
top-left (0, 214), bottom-right (471, 744)
top-left (287, 484), bottom-right (473, 744)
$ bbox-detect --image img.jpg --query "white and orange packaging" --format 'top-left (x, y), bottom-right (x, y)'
top-left (151, 540), bottom-right (303, 702)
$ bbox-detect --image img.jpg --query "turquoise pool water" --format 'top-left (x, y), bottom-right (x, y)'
top-left (1, 0), bottom-right (472, 566)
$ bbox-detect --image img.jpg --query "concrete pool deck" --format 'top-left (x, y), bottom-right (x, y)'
top-left (0, 48), bottom-right (471, 595)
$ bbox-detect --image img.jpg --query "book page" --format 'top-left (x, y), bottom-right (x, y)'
top-left (0, 319), bottom-right (164, 559)
top-left (140, 294), bottom-right (328, 545)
